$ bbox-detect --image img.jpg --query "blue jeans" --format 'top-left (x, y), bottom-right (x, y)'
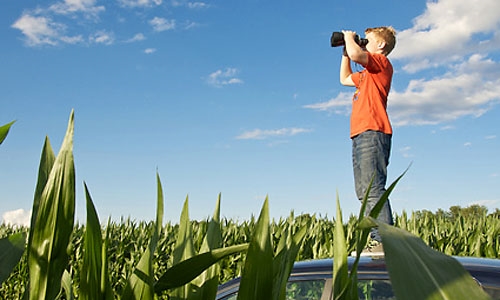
top-left (352, 131), bottom-right (393, 242)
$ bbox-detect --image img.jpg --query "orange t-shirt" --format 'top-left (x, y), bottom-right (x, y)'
top-left (350, 53), bottom-right (393, 138)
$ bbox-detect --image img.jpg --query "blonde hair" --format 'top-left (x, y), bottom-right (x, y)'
top-left (365, 26), bottom-right (396, 55)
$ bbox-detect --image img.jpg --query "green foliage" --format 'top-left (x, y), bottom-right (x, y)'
top-left (0, 120), bottom-right (15, 145)
top-left (27, 110), bottom-right (75, 300)
top-left (378, 221), bottom-right (491, 300)
top-left (0, 232), bottom-right (26, 285)
top-left (80, 183), bottom-right (113, 300)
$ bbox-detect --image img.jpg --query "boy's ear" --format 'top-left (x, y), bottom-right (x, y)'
top-left (377, 41), bottom-right (386, 49)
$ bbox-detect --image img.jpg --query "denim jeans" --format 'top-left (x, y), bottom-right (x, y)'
top-left (352, 130), bottom-right (393, 242)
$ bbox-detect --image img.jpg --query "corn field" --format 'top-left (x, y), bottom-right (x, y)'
top-left (1, 209), bottom-right (499, 298)
top-left (1, 112), bottom-right (497, 300)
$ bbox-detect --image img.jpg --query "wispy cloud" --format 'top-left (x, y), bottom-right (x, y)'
top-left (303, 92), bottom-right (352, 116)
top-left (49, 0), bottom-right (105, 18)
top-left (90, 30), bottom-right (114, 45)
top-left (206, 68), bottom-right (243, 87)
top-left (187, 2), bottom-right (209, 9)
top-left (388, 55), bottom-right (500, 126)
top-left (399, 146), bottom-right (413, 158)
top-left (144, 48), bottom-right (156, 54)
top-left (11, 0), bottom-right (108, 47)
top-left (485, 135), bottom-right (497, 140)
top-left (149, 17), bottom-right (176, 32)
top-left (1, 209), bottom-right (31, 227)
top-left (118, 0), bottom-right (162, 8)
top-left (11, 14), bottom-right (66, 46)
top-left (11, 0), bottom-right (201, 47)
top-left (125, 33), bottom-right (146, 43)
top-left (171, 1), bottom-right (209, 9)
top-left (391, 0), bottom-right (500, 69)
top-left (236, 128), bottom-right (312, 140)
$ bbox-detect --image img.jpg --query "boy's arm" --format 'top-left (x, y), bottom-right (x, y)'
top-left (340, 55), bottom-right (355, 86)
top-left (343, 30), bottom-right (368, 66)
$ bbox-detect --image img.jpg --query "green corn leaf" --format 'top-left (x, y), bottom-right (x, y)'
top-left (102, 218), bottom-right (113, 300)
top-left (154, 243), bottom-right (248, 292)
top-left (237, 197), bottom-right (273, 300)
top-left (273, 216), bottom-right (308, 300)
top-left (169, 196), bottom-right (196, 299)
top-left (29, 137), bottom-right (56, 249)
top-left (173, 196), bottom-right (195, 264)
top-left (352, 168), bottom-right (409, 278)
top-left (24, 134), bottom-right (54, 300)
top-left (333, 195), bottom-right (352, 300)
top-left (0, 120), bottom-right (15, 145)
top-left (122, 172), bottom-right (164, 300)
top-left (80, 183), bottom-right (111, 300)
top-left (28, 110), bottom-right (76, 300)
top-left (121, 246), bottom-right (155, 300)
top-left (367, 167), bottom-right (409, 222)
top-left (154, 171), bottom-right (164, 246)
top-left (189, 194), bottom-right (224, 300)
top-left (0, 232), bottom-right (26, 285)
top-left (378, 221), bottom-right (492, 300)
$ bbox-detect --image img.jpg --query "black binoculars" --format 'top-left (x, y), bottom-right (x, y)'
top-left (330, 32), bottom-right (368, 47)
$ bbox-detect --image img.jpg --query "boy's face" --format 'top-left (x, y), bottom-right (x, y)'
top-left (364, 32), bottom-right (384, 54)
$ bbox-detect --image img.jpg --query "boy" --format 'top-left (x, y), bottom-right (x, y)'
top-left (339, 27), bottom-right (397, 255)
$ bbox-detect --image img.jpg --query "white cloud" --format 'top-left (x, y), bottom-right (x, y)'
top-left (388, 55), bottom-right (500, 126)
top-left (118, 0), bottom-right (162, 7)
top-left (485, 135), bottom-right (497, 140)
top-left (11, 12), bottom-right (89, 46)
top-left (149, 17), bottom-right (176, 32)
top-left (206, 68), bottom-right (243, 87)
top-left (11, 14), bottom-right (64, 46)
top-left (236, 128), bottom-right (311, 140)
top-left (90, 30), bottom-right (114, 45)
top-left (184, 21), bottom-right (201, 30)
top-left (2, 209), bottom-right (31, 227)
top-left (392, 0), bottom-right (500, 69)
top-left (125, 33), bottom-right (146, 43)
top-left (144, 48), bottom-right (156, 54)
top-left (303, 92), bottom-right (352, 116)
top-left (171, 1), bottom-right (209, 9)
top-left (187, 2), bottom-right (209, 9)
top-left (49, 0), bottom-right (105, 18)
top-left (399, 146), bottom-right (413, 158)
top-left (60, 35), bottom-right (84, 44)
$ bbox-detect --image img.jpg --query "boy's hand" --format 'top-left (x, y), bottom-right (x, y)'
top-left (342, 30), bottom-right (357, 42)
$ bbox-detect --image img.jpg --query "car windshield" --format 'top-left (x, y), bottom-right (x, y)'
top-left (218, 278), bottom-right (396, 300)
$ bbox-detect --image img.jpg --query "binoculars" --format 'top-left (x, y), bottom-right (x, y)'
top-left (330, 31), bottom-right (368, 47)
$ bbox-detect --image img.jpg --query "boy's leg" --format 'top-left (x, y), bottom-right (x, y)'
top-left (352, 131), bottom-right (393, 242)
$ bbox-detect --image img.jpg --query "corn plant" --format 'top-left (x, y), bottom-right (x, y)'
top-left (27, 111), bottom-right (75, 300)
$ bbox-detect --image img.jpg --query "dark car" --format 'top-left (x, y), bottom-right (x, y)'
top-left (216, 256), bottom-right (500, 300)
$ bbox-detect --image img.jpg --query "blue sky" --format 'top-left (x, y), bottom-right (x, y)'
top-left (1, 0), bottom-right (499, 226)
